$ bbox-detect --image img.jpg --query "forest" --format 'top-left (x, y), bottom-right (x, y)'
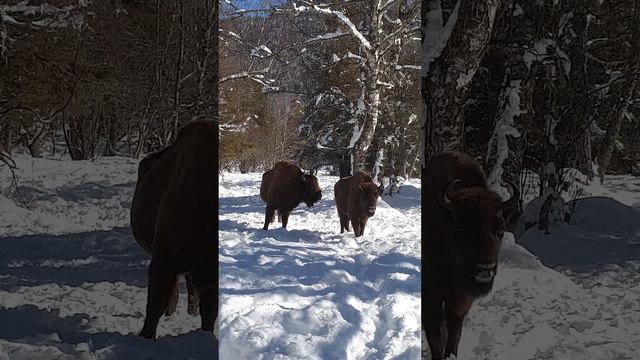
top-left (1, 0), bottom-right (218, 163)
top-left (219, 0), bottom-right (421, 183)
top-left (422, 0), bottom-right (640, 230)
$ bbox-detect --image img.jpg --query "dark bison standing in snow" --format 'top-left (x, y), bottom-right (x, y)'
top-left (260, 161), bottom-right (322, 230)
top-left (130, 120), bottom-right (218, 340)
top-left (131, 146), bottom-right (200, 319)
top-left (423, 151), bottom-right (519, 360)
top-left (334, 171), bottom-right (384, 237)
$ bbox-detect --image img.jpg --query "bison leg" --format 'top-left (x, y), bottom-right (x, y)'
top-left (339, 213), bottom-right (349, 233)
top-left (443, 297), bottom-right (472, 358)
top-left (191, 271), bottom-right (217, 333)
top-left (359, 219), bottom-right (367, 237)
top-left (186, 273), bottom-right (200, 316)
top-left (443, 307), bottom-right (464, 358)
top-left (164, 276), bottom-right (179, 316)
top-left (424, 297), bottom-right (447, 360)
top-left (351, 219), bottom-right (362, 237)
top-left (199, 286), bottom-right (217, 332)
top-left (281, 211), bottom-right (291, 228)
top-left (263, 205), bottom-right (276, 230)
top-left (276, 210), bottom-right (281, 223)
top-left (140, 257), bottom-right (176, 339)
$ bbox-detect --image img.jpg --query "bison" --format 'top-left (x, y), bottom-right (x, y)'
top-left (422, 151), bottom-right (519, 360)
top-left (260, 161), bottom-right (322, 230)
top-left (334, 171), bottom-right (384, 237)
top-left (130, 120), bottom-right (218, 340)
top-left (131, 147), bottom-right (200, 318)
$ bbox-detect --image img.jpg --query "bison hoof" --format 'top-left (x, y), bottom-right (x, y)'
top-left (188, 303), bottom-right (200, 316)
top-left (139, 328), bottom-right (156, 340)
top-left (201, 318), bottom-right (214, 331)
top-left (263, 226), bottom-right (268, 230)
top-left (165, 305), bottom-right (177, 317)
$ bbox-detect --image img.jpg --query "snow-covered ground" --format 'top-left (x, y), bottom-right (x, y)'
top-left (0, 154), bottom-right (216, 359)
top-left (1, 154), bottom-right (639, 360)
top-left (218, 172), bottom-right (422, 359)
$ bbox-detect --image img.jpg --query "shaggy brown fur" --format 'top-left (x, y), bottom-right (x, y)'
top-left (334, 171), bottom-right (384, 237)
top-left (422, 151), bottom-right (519, 360)
top-left (131, 120), bottom-right (218, 340)
top-left (131, 146), bottom-right (199, 318)
top-left (260, 161), bottom-right (322, 230)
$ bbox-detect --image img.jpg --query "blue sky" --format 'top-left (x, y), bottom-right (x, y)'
top-left (230, 0), bottom-right (285, 10)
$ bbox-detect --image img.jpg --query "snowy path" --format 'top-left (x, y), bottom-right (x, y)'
top-left (218, 173), bottom-right (422, 360)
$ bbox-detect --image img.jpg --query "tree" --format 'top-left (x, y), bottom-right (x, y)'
top-left (221, 0), bottom-right (420, 176)
top-left (423, 0), bottom-right (501, 162)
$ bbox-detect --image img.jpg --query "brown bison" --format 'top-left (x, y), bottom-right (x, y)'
top-left (131, 147), bottom-right (200, 318)
top-left (130, 120), bottom-right (218, 340)
top-left (260, 161), bottom-right (322, 230)
top-left (334, 171), bottom-right (384, 237)
top-left (422, 151), bottom-right (519, 360)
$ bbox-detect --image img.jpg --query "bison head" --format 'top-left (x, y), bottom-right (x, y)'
top-left (301, 173), bottom-right (322, 207)
top-left (439, 180), bottom-right (519, 296)
top-left (358, 182), bottom-right (384, 217)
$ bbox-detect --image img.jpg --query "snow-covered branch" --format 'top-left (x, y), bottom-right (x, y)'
top-left (293, 1), bottom-right (372, 50)
top-left (0, 1), bottom-right (89, 31)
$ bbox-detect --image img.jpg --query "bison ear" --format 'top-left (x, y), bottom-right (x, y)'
top-left (439, 179), bottom-right (461, 214)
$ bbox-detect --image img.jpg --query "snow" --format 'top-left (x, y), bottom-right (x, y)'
top-left (523, 38), bottom-right (571, 75)
top-left (219, 172), bottom-right (421, 359)
top-left (250, 45), bottom-right (273, 58)
top-left (0, 1), bottom-right (87, 31)
top-left (2, 154), bottom-right (640, 359)
top-left (0, 154), bottom-right (216, 359)
top-left (513, 4), bottom-right (524, 17)
top-left (306, 31), bottom-right (347, 43)
top-left (421, 0), bottom-right (461, 76)
top-left (293, 3), bottom-right (372, 50)
top-left (487, 79), bottom-right (523, 193)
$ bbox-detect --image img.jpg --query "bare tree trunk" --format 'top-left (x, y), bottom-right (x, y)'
top-left (568, 1), bottom-right (593, 179)
top-left (424, 0), bottom-right (501, 163)
top-left (172, 0), bottom-right (185, 142)
top-left (27, 123), bottom-right (47, 158)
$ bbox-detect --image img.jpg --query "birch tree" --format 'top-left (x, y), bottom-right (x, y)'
top-left (223, 0), bottom-right (420, 175)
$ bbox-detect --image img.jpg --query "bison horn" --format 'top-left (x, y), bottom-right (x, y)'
top-left (439, 179), bottom-right (461, 212)
top-left (500, 179), bottom-right (520, 210)
top-left (301, 173), bottom-right (306, 182)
